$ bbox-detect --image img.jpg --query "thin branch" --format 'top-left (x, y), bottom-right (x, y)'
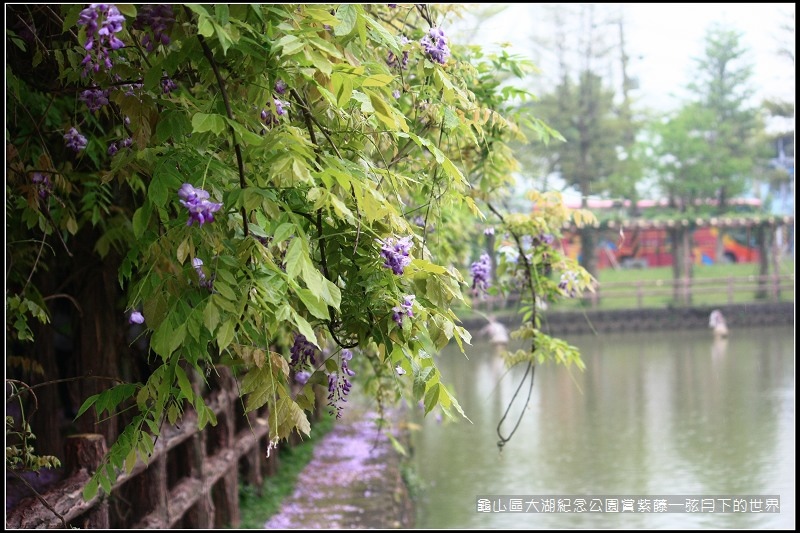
top-left (42, 293), bottom-right (84, 316)
top-left (290, 88), bottom-right (359, 350)
top-left (6, 376), bottom-right (125, 405)
top-left (189, 7), bottom-right (249, 238)
top-left (486, 201), bottom-right (540, 449)
top-left (7, 469), bottom-right (68, 529)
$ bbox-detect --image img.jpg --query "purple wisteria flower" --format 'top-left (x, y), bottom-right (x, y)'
top-left (132, 4), bottom-right (175, 53)
top-left (290, 333), bottom-right (318, 371)
top-left (484, 227), bottom-right (495, 236)
top-left (295, 370), bottom-right (311, 385)
top-left (327, 350), bottom-right (356, 419)
top-left (532, 232), bottom-right (555, 247)
top-left (77, 4), bottom-right (126, 76)
top-left (274, 79), bottom-right (288, 95)
top-left (392, 294), bottom-right (415, 327)
top-left (392, 89), bottom-right (401, 99)
top-left (108, 137), bottom-right (132, 155)
top-left (379, 236), bottom-right (413, 275)
top-left (386, 36), bottom-right (409, 70)
top-left (80, 88), bottom-right (110, 113)
top-left (192, 257), bottom-right (214, 290)
top-left (32, 172), bottom-right (53, 200)
top-left (128, 310), bottom-right (145, 324)
top-left (420, 27), bottom-right (450, 64)
top-left (470, 253), bottom-right (492, 295)
top-left (177, 183), bottom-right (222, 226)
top-left (122, 81), bottom-right (144, 97)
top-left (558, 271), bottom-right (579, 298)
top-left (64, 127), bottom-right (88, 152)
top-left (260, 98), bottom-right (290, 128)
top-left (161, 76), bottom-right (178, 94)
top-left (341, 349), bottom-right (356, 377)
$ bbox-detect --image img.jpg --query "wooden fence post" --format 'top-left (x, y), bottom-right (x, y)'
top-left (65, 434), bottom-right (109, 528)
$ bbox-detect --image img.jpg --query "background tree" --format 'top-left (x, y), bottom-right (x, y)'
top-left (685, 24), bottom-right (761, 214)
top-left (513, 4), bottom-right (640, 280)
top-left (647, 23), bottom-right (762, 299)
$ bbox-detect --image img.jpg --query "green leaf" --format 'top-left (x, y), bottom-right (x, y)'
top-left (197, 15), bottom-right (214, 37)
top-left (132, 202), bottom-right (152, 239)
top-left (124, 447), bottom-right (137, 474)
top-left (411, 258), bottom-right (447, 275)
top-left (296, 287), bottom-right (329, 320)
top-left (217, 319), bottom-right (235, 351)
top-left (273, 222), bottom-right (294, 243)
top-left (362, 74), bottom-right (394, 87)
top-left (423, 382), bottom-right (440, 414)
top-left (75, 393), bottom-right (100, 420)
top-left (275, 34), bottom-right (304, 55)
top-left (203, 300), bottom-right (220, 333)
top-left (83, 478), bottom-right (99, 501)
top-left (365, 88), bottom-right (407, 132)
top-left (365, 16), bottom-right (399, 54)
top-left (213, 281), bottom-right (237, 302)
top-left (284, 238), bottom-right (304, 279)
top-left (116, 4), bottom-right (137, 18)
top-left (151, 322), bottom-right (175, 360)
top-left (185, 4), bottom-right (211, 17)
top-left (334, 4), bottom-right (358, 36)
top-left (290, 311), bottom-right (318, 348)
top-left (331, 72), bottom-right (353, 107)
top-left (175, 366), bottom-right (194, 403)
top-left (413, 366), bottom-right (434, 400)
top-left (176, 237), bottom-right (191, 265)
top-left (321, 278), bottom-right (342, 309)
top-left (241, 366), bottom-right (276, 412)
top-left (191, 113), bottom-right (227, 135)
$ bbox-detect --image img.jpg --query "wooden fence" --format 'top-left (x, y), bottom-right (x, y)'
top-left (583, 273), bottom-right (795, 309)
top-left (475, 273), bottom-right (794, 313)
top-left (6, 368), bottom-right (323, 529)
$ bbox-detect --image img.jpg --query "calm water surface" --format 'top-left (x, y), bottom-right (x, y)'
top-left (410, 325), bottom-right (795, 529)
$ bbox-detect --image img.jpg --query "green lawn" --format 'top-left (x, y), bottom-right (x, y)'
top-left (460, 258), bottom-right (794, 318)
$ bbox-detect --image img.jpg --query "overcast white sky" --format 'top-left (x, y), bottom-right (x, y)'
top-left (451, 3), bottom-right (795, 114)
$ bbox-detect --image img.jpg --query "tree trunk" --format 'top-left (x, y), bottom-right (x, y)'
top-left (755, 224), bottom-right (770, 299)
top-left (73, 239), bottom-right (124, 447)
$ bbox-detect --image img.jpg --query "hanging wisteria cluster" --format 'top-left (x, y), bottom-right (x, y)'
top-left (290, 333), bottom-right (318, 371)
top-left (470, 253), bottom-right (492, 296)
top-left (191, 258), bottom-right (215, 290)
top-left (77, 4), bottom-right (126, 75)
top-left (558, 271), bottom-right (580, 298)
top-left (177, 183), bottom-right (223, 226)
top-left (387, 36), bottom-right (410, 70)
top-left (64, 127), bottom-right (88, 152)
top-left (420, 27), bottom-right (450, 64)
top-left (379, 236), bottom-right (413, 275)
top-left (132, 4), bottom-right (175, 53)
top-left (261, 97), bottom-right (291, 128)
top-left (79, 88), bottom-right (110, 113)
top-left (31, 172), bottom-right (52, 200)
top-left (327, 350), bottom-right (356, 419)
top-left (392, 295), bottom-right (416, 327)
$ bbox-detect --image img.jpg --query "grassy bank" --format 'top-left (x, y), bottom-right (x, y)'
top-left (236, 413), bottom-right (335, 529)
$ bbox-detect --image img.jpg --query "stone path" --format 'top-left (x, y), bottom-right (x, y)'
top-left (263, 406), bottom-right (413, 529)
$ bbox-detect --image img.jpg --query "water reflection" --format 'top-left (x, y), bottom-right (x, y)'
top-left (410, 325), bottom-right (795, 529)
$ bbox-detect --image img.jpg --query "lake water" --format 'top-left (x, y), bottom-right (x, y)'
top-left (409, 325), bottom-right (795, 529)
